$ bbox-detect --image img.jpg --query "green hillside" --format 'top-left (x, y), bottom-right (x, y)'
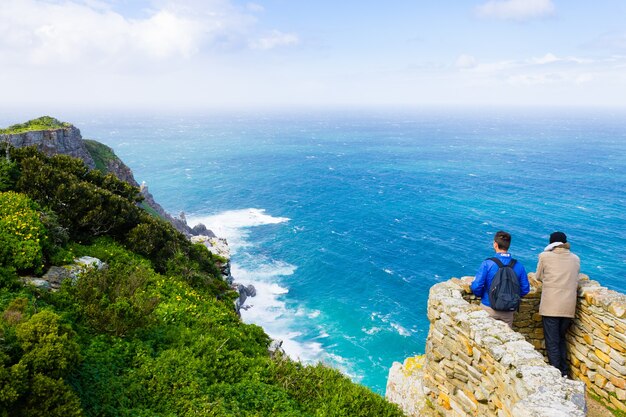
top-left (0, 116), bottom-right (72, 134)
top-left (0, 139), bottom-right (404, 416)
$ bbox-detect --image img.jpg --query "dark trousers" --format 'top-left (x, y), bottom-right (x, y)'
top-left (542, 316), bottom-right (572, 377)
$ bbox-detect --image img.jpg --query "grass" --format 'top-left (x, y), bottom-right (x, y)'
top-left (83, 140), bottom-right (118, 173)
top-left (139, 201), bottom-right (164, 219)
top-left (0, 116), bottom-right (71, 134)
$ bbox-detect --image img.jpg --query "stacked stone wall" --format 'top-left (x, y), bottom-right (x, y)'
top-left (462, 276), bottom-right (545, 357)
top-left (387, 277), bottom-right (586, 417)
top-left (387, 274), bottom-right (626, 416)
top-left (568, 279), bottom-right (626, 414)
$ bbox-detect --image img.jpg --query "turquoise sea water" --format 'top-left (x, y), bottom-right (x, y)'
top-left (5, 108), bottom-right (626, 393)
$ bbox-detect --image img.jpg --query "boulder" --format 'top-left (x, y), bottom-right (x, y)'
top-left (41, 256), bottom-right (105, 290)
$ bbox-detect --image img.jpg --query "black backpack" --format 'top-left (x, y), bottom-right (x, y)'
top-left (488, 257), bottom-right (521, 312)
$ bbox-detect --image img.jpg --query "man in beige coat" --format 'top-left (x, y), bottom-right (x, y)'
top-left (535, 231), bottom-right (580, 378)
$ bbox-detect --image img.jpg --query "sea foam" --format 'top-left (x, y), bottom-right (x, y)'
top-left (188, 208), bottom-right (334, 365)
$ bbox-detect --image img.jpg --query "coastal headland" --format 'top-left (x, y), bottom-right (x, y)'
top-left (0, 117), bottom-right (404, 416)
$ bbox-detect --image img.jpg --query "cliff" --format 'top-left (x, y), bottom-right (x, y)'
top-left (0, 118), bottom-right (403, 417)
top-left (1, 116), bottom-right (196, 236)
top-left (386, 274), bottom-right (626, 417)
top-left (1, 122), bottom-right (96, 169)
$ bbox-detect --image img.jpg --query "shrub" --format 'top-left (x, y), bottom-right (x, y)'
top-left (69, 262), bottom-right (160, 337)
top-left (0, 310), bottom-right (83, 416)
top-left (20, 373), bottom-right (83, 417)
top-left (274, 360), bottom-right (405, 417)
top-left (0, 155), bottom-right (18, 192)
top-left (204, 381), bottom-right (306, 416)
top-left (2, 298), bottom-right (29, 326)
top-left (0, 351), bottom-right (28, 412)
top-left (0, 267), bottom-right (19, 291)
top-left (7, 148), bottom-right (142, 242)
top-left (0, 191), bottom-right (46, 273)
top-left (15, 310), bottom-right (80, 378)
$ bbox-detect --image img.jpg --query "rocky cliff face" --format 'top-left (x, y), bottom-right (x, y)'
top-left (1, 126), bottom-right (96, 169)
top-left (105, 154), bottom-right (139, 187)
top-left (1, 124), bottom-right (196, 236)
top-left (4, 118), bottom-right (253, 315)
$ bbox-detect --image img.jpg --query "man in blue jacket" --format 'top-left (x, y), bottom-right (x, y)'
top-left (471, 230), bottom-right (530, 327)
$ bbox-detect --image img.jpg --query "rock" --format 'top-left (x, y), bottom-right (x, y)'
top-left (190, 235), bottom-right (230, 260)
top-left (1, 126), bottom-right (96, 169)
top-left (233, 283), bottom-right (257, 316)
top-left (139, 184), bottom-right (195, 236)
top-left (42, 266), bottom-right (73, 290)
top-left (269, 339), bottom-right (286, 358)
top-left (20, 277), bottom-right (51, 290)
top-left (246, 284), bottom-right (256, 297)
top-left (190, 235), bottom-right (232, 282)
top-left (41, 257), bottom-right (105, 290)
top-left (191, 223), bottom-right (216, 238)
top-left (386, 356), bottom-right (435, 417)
top-left (75, 256), bottom-right (104, 270)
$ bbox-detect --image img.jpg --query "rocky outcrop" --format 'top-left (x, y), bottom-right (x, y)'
top-left (22, 256), bottom-right (105, 291)
top-left (138, 183), bottom-right (196, 236)
top-left (103, 151), bottom-right (138, 186)
top-left (1, 126), bottom-right (96, 169)
top-left (191, 235), bottom-right (256, 315)
top-left (1, 121), bottom-right (202, 237)
top-left (190, 235), bottom-right (232, 282)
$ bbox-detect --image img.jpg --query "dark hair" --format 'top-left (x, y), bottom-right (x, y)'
top-left (494, 230), bottom-right (511, 251)
top-left (549, 231), bottom-right (567, 244)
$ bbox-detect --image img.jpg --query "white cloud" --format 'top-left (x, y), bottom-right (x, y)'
top-left (249, 30), bottom-right (300, 50)
top-left (475, 0), bottom-right (555, 21)
top-left (131, 10), bottom-right (204, 59)
top-left (531, 53), bottom-right (592, 65)
top-left (456, 54), bottom-right (477, 69)
top-left (246, 2), bottom-right (265, 13)
top-left (532, 52), bottom-right (559, 65)
top-left (452, 51), bottom-right (613, 94)
top-left (0, 0), bottom-right (297, 68)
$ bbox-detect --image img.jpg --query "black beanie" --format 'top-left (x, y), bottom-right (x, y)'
top-left (549, 231), bottom-right (567, 244)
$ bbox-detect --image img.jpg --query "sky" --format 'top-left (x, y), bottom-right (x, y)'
top-left (1, 0), bottom-right (626, 112)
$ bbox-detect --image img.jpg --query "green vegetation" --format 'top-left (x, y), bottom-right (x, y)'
top-left (0, 116), bottom-right (71, 135)
top-left (83, 140), bottom-right (117, 173)
top-left (138, 201), bottom-right (163, 219)
top-left (0, 139), bottom-right (404, 416)
top-left (0, 192), bottom-right (46, 274)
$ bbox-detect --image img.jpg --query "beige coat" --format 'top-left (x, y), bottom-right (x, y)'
top-left (536, 244), bottom-right (580, 318)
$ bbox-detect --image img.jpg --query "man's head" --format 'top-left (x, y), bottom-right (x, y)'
top-left (549, 231), bottom-right (567, 244)
top-left (493, 230), bottom-right (511, 252)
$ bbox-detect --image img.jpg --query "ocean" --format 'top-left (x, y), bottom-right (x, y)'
top-left (4, 108), bottom-right (626, 393)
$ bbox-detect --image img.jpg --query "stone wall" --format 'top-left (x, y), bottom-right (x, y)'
top-left (387, 277), bottom-right (586, 417)
top-left (387, 274), bottom-right (626, 416)
top-left (462, 274), bottom-right (546, 357)
top-left (569, 279), bottom-right (626, 414)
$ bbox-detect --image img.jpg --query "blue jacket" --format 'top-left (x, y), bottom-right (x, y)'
top-left (471, 252), bottom-right (530, 308)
